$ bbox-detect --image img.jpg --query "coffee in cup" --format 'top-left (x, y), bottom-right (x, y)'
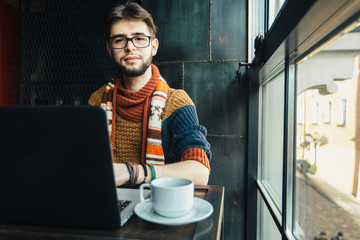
top-left (139, 177), bottom-right (194, 218)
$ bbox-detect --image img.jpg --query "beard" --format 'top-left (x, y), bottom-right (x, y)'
top-left (117, 54), bottom-right (153, 77)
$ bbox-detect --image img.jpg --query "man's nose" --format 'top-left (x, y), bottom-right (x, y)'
top-left (125, 39), bottom-right (136, 50)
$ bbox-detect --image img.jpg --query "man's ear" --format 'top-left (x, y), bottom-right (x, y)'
top-left (151, 38), bottom-right (159, 57)
top-left (106, 43), bottom-right (113, 58)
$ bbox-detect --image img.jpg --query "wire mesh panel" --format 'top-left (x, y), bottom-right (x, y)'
top-left (18, 0), bottom-right (132, 105)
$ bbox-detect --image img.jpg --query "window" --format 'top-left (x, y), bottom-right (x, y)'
top-left (324, 100), bottom-right (332, 123)
top-left (259, 73), bottom-right (285, 211)
top-left (248, 0), bottom-right (265, 62)
top-left (297, 102), bottom-right (305, 124)
top-left (295, 25), bottom-right (360, 238)
top-left (337, 98), bottom-right (347, 126)
top-left (248, 0), bottom-right (287, 62)
top-left (268, 0), bottom-right (286, 29)
top-left (312, 101), bottom-right (320, 124)
top-left (258, 197), bottom-right (282, 240)
top-left (247, 1), bottom-right (360, 240)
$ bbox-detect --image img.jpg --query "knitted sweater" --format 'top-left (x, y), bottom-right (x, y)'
top-left (88, 85), bottom-right (211, 171)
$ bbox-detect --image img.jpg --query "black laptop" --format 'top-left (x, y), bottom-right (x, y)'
top-left (0, 106), bottom-right (148, 229)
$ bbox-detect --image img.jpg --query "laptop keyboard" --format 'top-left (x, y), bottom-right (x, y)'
top-left (118, 200), bottom-right (132, 211)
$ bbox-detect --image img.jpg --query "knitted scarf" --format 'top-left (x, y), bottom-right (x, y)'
top-left (100, 64), bottom-right (169, 165)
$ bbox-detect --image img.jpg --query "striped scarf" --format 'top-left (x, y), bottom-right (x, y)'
top-left (100, 64), bottom-right (169, 165)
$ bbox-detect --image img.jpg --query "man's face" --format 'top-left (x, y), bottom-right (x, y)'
top-left (107, 20), bottom-right (158, 77)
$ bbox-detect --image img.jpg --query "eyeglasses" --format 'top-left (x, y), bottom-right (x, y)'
top-left (109, 35), bottom-right (152, 49)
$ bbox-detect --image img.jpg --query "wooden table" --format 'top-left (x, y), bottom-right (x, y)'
top-left (0, 185), bottom-right (224, 240)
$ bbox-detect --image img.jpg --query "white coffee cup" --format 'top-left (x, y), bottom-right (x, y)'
top-left (139, 177), bottom-right (194, 218)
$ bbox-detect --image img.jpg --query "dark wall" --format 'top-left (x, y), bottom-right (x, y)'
top-left (143, 1), bottom-right (248, 239)
top-left (19, 0), bottom-right (248, 238)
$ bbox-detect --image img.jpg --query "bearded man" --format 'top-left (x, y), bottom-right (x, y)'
top-left (88, 2), bottom-right (211, 187)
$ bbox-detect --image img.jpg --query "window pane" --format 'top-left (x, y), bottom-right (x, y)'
top-left (260, 73), bottom-right (285, 211)
top-left (248, 0), bottom-right (265, 62)
top-left (258, 196), bottom-right (282, 240)
top-left (295, 23), bottom-right (360, 240)
top-left (268, 0), bottom-right (286, 29)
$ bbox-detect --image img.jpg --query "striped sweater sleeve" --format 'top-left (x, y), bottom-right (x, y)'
top-left (162, 102), bottom-right (211, 172)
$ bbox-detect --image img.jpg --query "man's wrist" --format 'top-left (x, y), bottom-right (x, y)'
top-left (136, 164), bottom-right (145, 185)
top-left (113, 163), bottom-right (130, 186)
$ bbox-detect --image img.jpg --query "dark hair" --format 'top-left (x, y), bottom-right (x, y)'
top-left (104, 2), bottom-right (157, 39)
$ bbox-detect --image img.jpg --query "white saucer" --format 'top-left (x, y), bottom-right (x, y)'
top-left (134, 197), bottom-right (213, 226)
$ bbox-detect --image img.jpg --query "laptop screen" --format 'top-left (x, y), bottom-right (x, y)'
top-left (0, 106), bottom-right (121, 229)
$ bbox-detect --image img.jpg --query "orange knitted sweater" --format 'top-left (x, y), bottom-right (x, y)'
top-left (88, 85), bottom-right (211, 171)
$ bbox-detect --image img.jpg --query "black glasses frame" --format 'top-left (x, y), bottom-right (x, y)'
top-left (109, 35), bottom-right (152, 49)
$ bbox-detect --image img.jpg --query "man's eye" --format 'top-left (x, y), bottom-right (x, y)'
top-left (135, 37), bottom-right (146, 41)
top-left (115, 38), bottom-right (125, 43)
